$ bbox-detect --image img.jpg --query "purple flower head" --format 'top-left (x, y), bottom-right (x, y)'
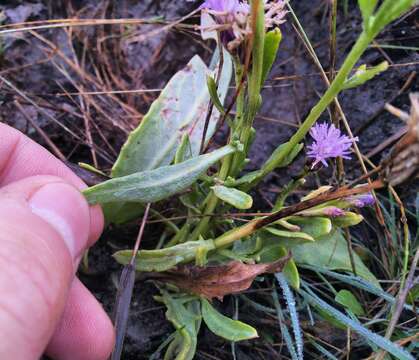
top-left (201, 0), bottom-right (249, 13)
top-left (347, 193), bottom-right (375, 208)
top-left (307, 122), bottom-right (358, 168)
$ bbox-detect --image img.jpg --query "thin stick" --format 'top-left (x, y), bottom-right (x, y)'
top-left (111, 203), bottom-right (151, 360)
top-left (375, 249), bottom-right (419, 360)
top-left (131, 203), bottom-right (151, 264)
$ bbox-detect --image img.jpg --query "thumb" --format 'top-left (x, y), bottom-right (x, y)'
top-left (0, 176), bottom-right (92, 359)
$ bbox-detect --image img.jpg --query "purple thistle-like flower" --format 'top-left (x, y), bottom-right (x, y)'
top-left (307, 122), bottom-right (358, 168)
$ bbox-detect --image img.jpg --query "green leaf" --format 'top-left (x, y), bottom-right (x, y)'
top-left (102, 202), bottom-right (144, 225)
top-left (232, 236), bottom-right (262, 256)
top-left (161, 292), bottom-right (200, 360)
top-left (258, 245), bottom-right (300, 289)
top-left (343, 61), bottom-right (389, 90)
top-left (83, 144), bottom-right (237, 205)
top-left (111, 54), bottom-right (232, 177)
top-left (335, 290), bottom-right (365, 316)
top-left (287, 217), bottom-right (332, 239)
top-left (262, 28), bottom-right (282, 84)
top-left (290, 230), bottom-right (380, 288)
top-left (265, 141), bottom-right (304, 171)
top-left (201, 298), bottom-right (258, 341)
top-left (358, 0), bottom-right (378, 24)
top-left (207, 76), bottom-right (225, 115)
top-left (113, 239), bottom-right (215, 272)
top-left (211, 185), bottom-right (253, 210)
top-left (331, 212), bottom-right (364, 228)
top-left (275, 273), bottom-right (304, 358)
top-left (372, 0), bottom-right (415, 35)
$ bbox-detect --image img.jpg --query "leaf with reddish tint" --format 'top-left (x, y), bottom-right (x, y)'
top-left (159, 256), bottom-right (290, 300)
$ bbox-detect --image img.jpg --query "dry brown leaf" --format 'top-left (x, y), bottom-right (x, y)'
top-left (383, 93), bottom-right (419, 186)
top-left (153, 255), bottom-right (290, 300)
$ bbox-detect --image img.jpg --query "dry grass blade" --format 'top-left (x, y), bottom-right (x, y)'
top-left (375, 248), bottom-right (419, 360)
top-left (0, 18), bottom-right (157, 35)
top-left (111, 203), bottom-right (151, 360)
top-left (14, 100), bottom-right (66, 162)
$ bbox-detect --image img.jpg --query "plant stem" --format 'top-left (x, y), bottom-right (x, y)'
top-left (190, 153), bottom-right (232, 239)
top-left (191, 0), bottom-right (265, 239)
top-left (231, 0), bottom-right (265, 175)
top-left (214, 181), bottom-right (382, 249)
top-left (249, 29), bottom-right (372, 188)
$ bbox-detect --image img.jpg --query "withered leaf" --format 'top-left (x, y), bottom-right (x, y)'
top-left (382, 93), bottom-right (419, 186)
top-left (154, 255), bottom-right (291, 300)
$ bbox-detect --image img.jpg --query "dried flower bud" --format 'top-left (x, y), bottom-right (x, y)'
top-left (322, 207), bottom-right (346, 217)
top-left (345, 193), bottom-right (375, 208)
top-left (196, 0), bottom-right (287, 53)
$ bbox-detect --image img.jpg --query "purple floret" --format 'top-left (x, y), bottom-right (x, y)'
top-left (323, 207), bottom-right (346, 217)
top-left (347, 193), bottom-right (376, 208)
top-left (307, 122), bottom-right (358, 168)
top-left (201, 0), bottom-right (249, 13)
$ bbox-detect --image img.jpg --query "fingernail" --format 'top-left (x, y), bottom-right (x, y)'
top-left (28, 182), bottom-right (90, 260)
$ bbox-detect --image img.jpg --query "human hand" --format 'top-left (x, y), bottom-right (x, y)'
top-left (0, 123), bottom-right (114, 359)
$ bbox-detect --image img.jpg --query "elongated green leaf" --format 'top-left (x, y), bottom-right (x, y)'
top-left (84, 144), bottom-right (237, 205)
top-left (111, 54), bottom-right (232, 177)
top-left (201, 298), bottom-right (258, 341)
top-left (161, 292), bottom-right (200, 360)
top-left (263, 141), bottom-right (303, 173)
top-left (265, 227), bottom-right (314, 242)
top-left (290, 230), bottom-right (380, 288)
top-left (302, 266), bottom-right (414, 312)
top-left (235, 142), bottom-right (303, 187)
top-left (343, 62), bottom-right (388, 90)
top-left (373, 0), bottom-right (415, 35)
top-left (335, 290), bottom-right (365, 316)
top-left (301, 289), bottom-right (414, 360)
top-left (262, 28), bottom-right (282, 84)
top-left (211, 185), bottom-right (253, 210)
top-left (174, 133), bottom-right (193, 164)
top-left (276, 273), bottom-right (303, 359)
top-left (113, 239), bottom-right (215, 272)
top-left (207, 76), bottom-right (225, 115)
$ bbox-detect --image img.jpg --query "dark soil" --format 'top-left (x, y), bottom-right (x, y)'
top-left (0, 1), bottom-right (418, 359)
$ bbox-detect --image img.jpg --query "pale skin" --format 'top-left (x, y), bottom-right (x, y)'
top-left (0, 123), bottom-right (115, 359)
